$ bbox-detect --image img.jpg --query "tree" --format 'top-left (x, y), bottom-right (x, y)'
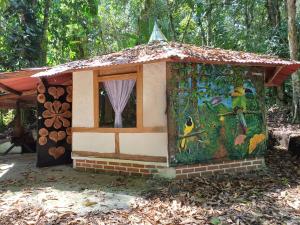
top-left (287, 0), bottom-right (300, 122)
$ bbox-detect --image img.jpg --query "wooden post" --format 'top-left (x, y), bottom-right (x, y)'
top-left (166, 63), bottom-right (177, 164)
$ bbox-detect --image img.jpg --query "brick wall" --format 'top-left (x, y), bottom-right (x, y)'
top-left (175, 157), bottom-right (265, 179)
top-left (74, 157), bottom-right (265, 179)
top-left (74, 159), bottom-right (167, 177)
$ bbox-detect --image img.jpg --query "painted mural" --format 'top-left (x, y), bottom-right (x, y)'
top-left (169, 63), bottom-right (267, 165)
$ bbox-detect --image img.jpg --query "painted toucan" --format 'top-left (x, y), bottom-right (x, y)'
top-left (180, 116), bottom-right (195, 150)
top-left (231, 86), bottom-right (247, 134)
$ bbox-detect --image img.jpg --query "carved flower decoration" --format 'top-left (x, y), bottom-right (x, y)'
top-left (42, 101), bottom-right (71, 129)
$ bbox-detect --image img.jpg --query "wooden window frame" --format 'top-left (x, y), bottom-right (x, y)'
top-left (93, 65), bottom-right (143, 132)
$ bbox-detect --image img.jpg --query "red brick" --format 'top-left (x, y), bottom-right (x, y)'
top-left (82, 163), bottom-right (92, 168)
top-left (252, 160), bottom-right (263, 165)
top-left (76, 159), bottom-right (85, 163)
top-left (104, 165), bottom-right (114, 170)
top-left (182, 168), bottom-right (194, 173)
top-left (175, 169), bottom-right (182, 174)
top-left (219, 164), bottom-right (232, 169)
top-left (114, 166), bottom-right (127, 171)
top-left (94, 164), bottom-right (103, 169)
top-left (127, 167), bottom-right (139, 173)
top-left (241, 161), bottom-right (252, 166)
top-left (120, 163), bottom-right (132, 167)
top-left (109, 161), bottom-right (120, 166)
top-left (140, 169), bottom-right (150, 174)
top-left (76, 162), bottom-right (82, 167)
top-left (176, 174), bottom-right (188, 179)
top-left (132, 164), bottom-right (145, 168)
top-left (96, 161), bottom-right (108, 165)
top-left (230, 163), bottom-right (241, 167)
top-left (195, 166), bottom-right (207, 172)
top-left (145, 165), bottom-right (155, 168)
top-left (207, 165), bottom-right (219, 170)
top-left (86, 160), bottom-right (96, 164)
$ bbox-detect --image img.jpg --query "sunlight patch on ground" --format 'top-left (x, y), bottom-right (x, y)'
top-left (0, 163), bottom-right (14, 178)
top-left (0, 187), bottom-right (137, 215)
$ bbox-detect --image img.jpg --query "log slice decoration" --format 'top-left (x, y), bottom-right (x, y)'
top-left (42, 101), bottom-right (71, 129)
top-left (66, 86), bottom-right (72, 103)
top-left (48, 87), bottom-right (65, 99)
top-left (37, 94), bottom-right (46, 103)
top-left (37, 84), bottom-right (72, 167)
top-left (38, 136), bottom-right (47, 146)
top-left (49, 131), bottom-right (66, 142)
top-left (48, 146), bottom-right (65, 159)
top-left (38, 128), bottom-right (49, 145)
top-left (37, 83), bottom-right (46, 94)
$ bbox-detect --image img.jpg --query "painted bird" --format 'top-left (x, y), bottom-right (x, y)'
top-left (180, 116), bottom-right (195, 150)
top-left (231, 86), bottom-right (247, 134)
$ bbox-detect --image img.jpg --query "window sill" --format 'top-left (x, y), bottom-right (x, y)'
top-left (71, 127), bottom-right (167, 133)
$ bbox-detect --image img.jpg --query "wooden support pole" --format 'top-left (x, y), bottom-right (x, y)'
top-left (0, 83), bottom-right (22, 96)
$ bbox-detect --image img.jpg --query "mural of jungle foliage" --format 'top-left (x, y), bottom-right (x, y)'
top-left (169, 63), bottom-right (267, 165)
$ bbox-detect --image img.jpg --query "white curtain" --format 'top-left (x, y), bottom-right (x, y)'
top-left (103, 79), bottom-right (136, 128)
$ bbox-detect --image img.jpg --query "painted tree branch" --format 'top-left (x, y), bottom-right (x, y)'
top-left (178, 130), bottom-right (205, 139)
top-left (218, 111), bottom-right (261, 116)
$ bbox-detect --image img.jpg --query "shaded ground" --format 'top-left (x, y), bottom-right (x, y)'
top-left (0, 148), bottom-right (299, 225)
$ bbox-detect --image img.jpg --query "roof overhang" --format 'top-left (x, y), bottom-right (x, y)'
top-left (32, 42), bottom-right (300, 86)
top-left (0, 67), bottom-right (72, 108)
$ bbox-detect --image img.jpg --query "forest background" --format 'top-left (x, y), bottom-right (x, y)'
top-left (0, 0), bottom-right (299, 129)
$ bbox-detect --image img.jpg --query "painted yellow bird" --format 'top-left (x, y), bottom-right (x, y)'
top-left (231, 86), bottom-right (247, 134)
top-left (180, 116), bottom-right (194, 150)
top-left (231, 86), bottom-right (245, 97)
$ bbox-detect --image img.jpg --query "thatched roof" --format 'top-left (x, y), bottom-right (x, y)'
top-left (32, 41), bottom-right (300, 86)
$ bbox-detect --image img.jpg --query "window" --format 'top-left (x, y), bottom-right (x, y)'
top-left (96, 72), bottom-right (140, 129)
top-left (98, 81), bottom-right (136, 128)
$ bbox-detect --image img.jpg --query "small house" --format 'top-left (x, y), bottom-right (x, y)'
top-left (1, 26), bottom-right (299, 178)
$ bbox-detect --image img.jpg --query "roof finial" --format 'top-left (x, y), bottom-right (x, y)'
top-left (148, 20), bottom-right (167, 43)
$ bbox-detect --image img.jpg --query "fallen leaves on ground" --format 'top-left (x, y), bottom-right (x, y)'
top-left (0, 148), bottom-right (300, 224)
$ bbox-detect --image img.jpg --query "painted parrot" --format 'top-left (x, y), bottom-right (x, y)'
top-left (231, 86), bottom-right (247, 134)
top-left (180, 116), bottom-right (195, 150)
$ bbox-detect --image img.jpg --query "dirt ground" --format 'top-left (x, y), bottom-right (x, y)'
top-left (0, 149), bottom-right (300, 225)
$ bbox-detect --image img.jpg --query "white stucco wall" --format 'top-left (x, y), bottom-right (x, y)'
top-left (119, 133), bottom-right (168, 157)
top-left (72, 132), bottom-right (115, 153)
top-left (72, 71), bottom-right (94, 127)
top-left (143, 62), bottom-right (167, 127)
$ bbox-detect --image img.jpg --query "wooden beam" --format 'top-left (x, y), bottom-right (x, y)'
top-left (0, 83), bottom-right (22, 96)
top-left (71, 126), bottom-right (167, 133)
top-left (265, 66), bottom-right (284, 86)
top-left (0, 89), bottom-right (36, 100)
top-left (97, 73), bottom-right (137, 82)
top-left (136, 65), bottom-right (143, 128)
top-left (72, 151), bottom-right (167, 163)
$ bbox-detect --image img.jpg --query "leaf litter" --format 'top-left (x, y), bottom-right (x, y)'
top-left (0, 148), bottom-right (299, 224)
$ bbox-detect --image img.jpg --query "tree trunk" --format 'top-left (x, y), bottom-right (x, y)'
top-left (40, 0), bottom-right (51, 66)
top-left (287, 0), bottom-right (300, 123)
top-left (266, 0), bottom-right (286, 105)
